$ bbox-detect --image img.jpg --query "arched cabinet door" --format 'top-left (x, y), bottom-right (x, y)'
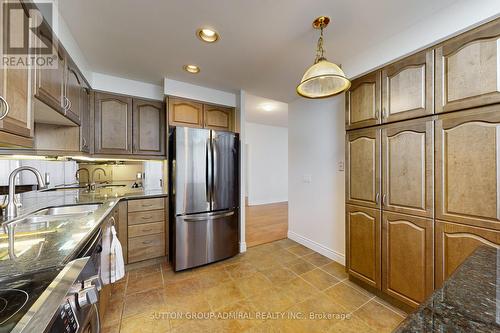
top-left (345, 71), bottom-right (381, 130)
top-left (382, 211), bottom-right (433, 308)
top-left (346, 128), bottom-right (381, 209)
top-left (133, 99), bottom-right (165, 156)
top-left (436, 19), bottom-right (500, 113)
top-left (94, 92), bottom-right (133, 155)
top-left (346, 204), bottom-right (381, 289)
top-left (381, 49), bottom-right (434, 123)
top-left (435, 220), bottom-right (500, 288)
top-left (204, 104), bottom-right (233, 131)
top-left (168, 97), bottom-right (203, 128)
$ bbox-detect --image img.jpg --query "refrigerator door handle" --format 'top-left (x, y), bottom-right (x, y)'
top-left (206, 138), bottom-right (212, 203)
top-left (211, 135), bottom-right (218, 203)
top-left (182, 210), bottom-right (235, 222)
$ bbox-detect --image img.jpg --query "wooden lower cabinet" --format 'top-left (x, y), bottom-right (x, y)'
top-left (435, 220), bottom-right (500, 288)
top-left (346, 204), bottom-right (381, 289)
top-left (382, 212), bottom-right (433, 308)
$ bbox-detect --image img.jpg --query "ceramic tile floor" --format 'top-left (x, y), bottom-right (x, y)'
top-left (102, 239), bottom-right (406, 333)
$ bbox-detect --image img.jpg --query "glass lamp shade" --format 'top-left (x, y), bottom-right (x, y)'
top-left (296, 59), bottom-right (351, 98)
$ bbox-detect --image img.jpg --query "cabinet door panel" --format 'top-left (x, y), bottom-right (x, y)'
top-left (436, 19), bottom-right (500, 112)
top-left (382, 119), bottom-right (433, 217)
top-left (65, 65), bottom-right (82, 124)
top-left (133, 99), bottom-right (165, 155)
top-left (382, 212), bottom-right (433, 308)
top-left (346, 128), bottom-right (381, 209)
top-left (0, 1), bottom-right (33, 144)
top-left (204, 105), bottom-right (233, 131)
top-left (94, 92), bottom-right (132, 154)
top-left (435, 220), bottom-right (500, 288)
top-left (346, 72), bottom-right (381, 130)
top-left (382, 50), bottom-right (433, 122)
top-left (346, 205), bottom-right (381, 289)
top-left (436, 106), bottom-right (500, 229)
top-left (168, 98), bottom-right (203, 128)
top-left (80, 87), bottom-right (90, 152)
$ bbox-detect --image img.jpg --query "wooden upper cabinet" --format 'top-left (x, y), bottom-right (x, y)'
top-left (382, 50), bottom-right (434, 123)
top-left (168, 98), bottom-right (203, 128)
top-left (346, 204), bottom-right (381, 289)
top-left (94, 92), bottom-right (133, 155)
top-left (382, 211), bottom-right (433, 308)
top-left (34, 29), bottom-right (66, 114)
top-left (436, 105), bottom-right (500, 230)
top-left (0, 1), bottom-right (34, 147)
top-left (346, 71), bottom-right (381, 130)
top-left (435, 220), bottom-right (499, 288)
top-left (132, 99), bottom-right (165, 156)
top-left (80, 87), bottom-right (91, 153)
top-left (382, 119), bottom-right (434, 218)
top-left (436, 19), bottom-right (500, 113)
top-left (204, 104), bottom-right (233, 131)
top-left (346, 128), bottom-right (381, 209)
top-left (64, 63), bottom-right (82, 125)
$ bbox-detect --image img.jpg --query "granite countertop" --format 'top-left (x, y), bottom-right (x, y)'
top-left (0, 186), bottom-right (167, 282)
top-left (395, 246), bottom-right (500, 333)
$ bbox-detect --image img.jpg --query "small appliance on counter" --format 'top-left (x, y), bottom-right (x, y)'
top-left (169, 127), bottom-right (240, 271)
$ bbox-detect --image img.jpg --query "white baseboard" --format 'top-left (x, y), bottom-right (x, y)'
top-left (287, 231), bottom-right (345, 265)
top-left (239, 241), bottom-right (247, 253)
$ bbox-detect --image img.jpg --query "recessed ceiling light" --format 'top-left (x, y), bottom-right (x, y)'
top-left (261, 104), bottom-right (274, 112)
top-left (183, 64), bottom-right (200, 74)
top-left (196, 27), bottom-right (220, 43)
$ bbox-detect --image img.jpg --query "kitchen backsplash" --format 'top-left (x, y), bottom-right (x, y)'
top-left (0, 159), bottom-right (166, 191)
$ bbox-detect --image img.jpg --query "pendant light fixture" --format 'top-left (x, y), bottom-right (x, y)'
top-left (296, 16), bottom-right (351, 99)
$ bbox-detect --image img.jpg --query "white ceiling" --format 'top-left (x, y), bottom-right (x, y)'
top-left (58, 0), bottom-right (458, 103)
top-left (245, 94), bottom-right (288, 128)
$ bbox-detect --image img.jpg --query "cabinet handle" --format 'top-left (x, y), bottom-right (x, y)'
top-left (382, 107), bottom-right (387, 119)
top-left (142, 229), bottom-right (152, 232)
top-left (142, 240), bottom-right (153, 245)
top-left (0, 96), bottom-right (9, 120)
top-left (382, 194), bottom-right (387, 206)
top-left (375, 110), bottom-right (380, 120)
top-left (375, 193), bottom-right (380, 205)
top-left (142, 215), bottom-right (153, 220)
top-left (142, 203), bottom-right (153, 207)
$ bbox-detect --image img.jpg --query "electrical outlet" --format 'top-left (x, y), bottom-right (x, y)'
top-left (338, 160), bottom-right (345, 172)
top-left (303, 174), bottom-right (312, 183)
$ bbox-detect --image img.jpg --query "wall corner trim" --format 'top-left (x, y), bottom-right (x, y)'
top-left (239, 241), bottom-right (247, 253)
top-left (287, 231), bottom-right (345, 265)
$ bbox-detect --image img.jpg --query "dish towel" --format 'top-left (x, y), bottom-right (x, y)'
top-left (110, 225), bottom-right (125, 283)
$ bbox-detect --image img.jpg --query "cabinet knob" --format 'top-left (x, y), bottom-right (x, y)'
top-left (0, 96), bottom-right (10, 120)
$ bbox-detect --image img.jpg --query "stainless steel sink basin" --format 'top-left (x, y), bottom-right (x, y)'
top-left (22, 204), bottom-right (102, 223)
top-left (41, 185), bottom-right (88, 192)
top-left (97, 184), bottom-right (127, 189)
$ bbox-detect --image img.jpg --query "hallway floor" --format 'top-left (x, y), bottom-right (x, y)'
top-left (245, 202), bottom-right (288, 247)
top-left (102, 239), bottom-right (406, 333)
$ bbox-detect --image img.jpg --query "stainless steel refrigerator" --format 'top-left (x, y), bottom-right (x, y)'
top-left (169, 127), bottom-right (240, 271)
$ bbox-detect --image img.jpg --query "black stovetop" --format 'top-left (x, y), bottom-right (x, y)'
top-left (0, 268), bottom-right (60, 332)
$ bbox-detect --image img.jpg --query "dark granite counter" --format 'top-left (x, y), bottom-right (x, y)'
top-left (0, 186), bottom-right (167, 282)
top-left (395, 246), bottom-right (500, 333)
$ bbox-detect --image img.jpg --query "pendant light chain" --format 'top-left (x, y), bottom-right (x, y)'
top-left (315, 24), bottom-right (326, 63)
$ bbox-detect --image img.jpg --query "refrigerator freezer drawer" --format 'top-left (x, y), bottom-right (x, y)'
top-left (174, 209), bottom-right (239, 271)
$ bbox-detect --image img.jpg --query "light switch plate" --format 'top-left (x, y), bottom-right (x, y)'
top-left (338, 160), bottom-right (345, 172)
top-left (303, 174), bottom-right (312, 183)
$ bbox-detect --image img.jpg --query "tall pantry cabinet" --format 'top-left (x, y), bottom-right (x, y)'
top-left (345, 17), bottom-right (500, 310)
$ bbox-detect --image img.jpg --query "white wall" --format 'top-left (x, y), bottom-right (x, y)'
top-left (245, 122), bottom-right (288, 205)
top-left (164, 78), bottom-right (237, 107)
top-left (343, 0), bottom-right (500, 78)
top-left (92, 73), bottom-right (164, 101)
top-left (288, 95), bottom-right (346, 264)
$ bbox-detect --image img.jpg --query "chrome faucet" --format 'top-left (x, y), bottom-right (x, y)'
top-left (75, 168), bottom-right (90, 185)
top-left (5, 166), bottom-right (46, 219)
top-left (89, 168), bottom-right (106, 191)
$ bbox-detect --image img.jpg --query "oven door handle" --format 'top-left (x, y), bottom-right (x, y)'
top-left (93, 303), bottom-right (100, 333)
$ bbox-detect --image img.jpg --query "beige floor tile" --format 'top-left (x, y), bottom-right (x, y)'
top-left (127, 263), bottom-right (162, 278)
top-left (104, 298), bottom-right (124, 323)
top-left (324, 282), bottom-right (372, 312)
top-left (205, 280), bottom-right (245, 310)
top-left (224, 261), bottom-right (259, 279)
top-left (109, 279), bottom-right (127, 302)
top-left (341, 279), bottom-right (376, 298)
top-left (259, 266), bottom-right (297, 285)
top-left (235, 272), bottom-right (274, 298)
top-left (120, 312), bottom-right (156, 333)
top-left (217, 298), bottom-right (262, 331)
top-left (302, 252), bottom-right (333, 267)
top-left (321, 261), bottom-right (349, 280)
top-left (354, 300), bottom-right (405, 333)
top-left (288, 258), bottom-right (317, 275)
top-left (300, 268), bottom-right (340, 291)
top-left (162, 268), bottom-right (196, 283)
top-left (193, 266), bottom-right (232, 289)
top-left (101, 319), bottom-right (121, 333)
top-left (328, 314), bottom-right (376, 333)
top-left (126, 270), bottom-right (163, 295)
top-left (122, 289), bottom-right (165, 318)
top-left (248, 287), bottom-right (296, 312)
top-left (171, 316), bottom-right (242, 333)
top-left (274, 238), bottom-right (299, 249)
top-left (373, 297), bottom-right (409, 317)
top-left (277, 277), bottom-right (320, 304)
top-left (164, 276), bottom-right (202, 298)
top-left (271, 248), bottom-right (300, 265)
top-left (286, 244), bottom-right (315, 257)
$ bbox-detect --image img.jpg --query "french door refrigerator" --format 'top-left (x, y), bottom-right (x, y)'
top-left (169, 127), bottom-right (240, 271)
